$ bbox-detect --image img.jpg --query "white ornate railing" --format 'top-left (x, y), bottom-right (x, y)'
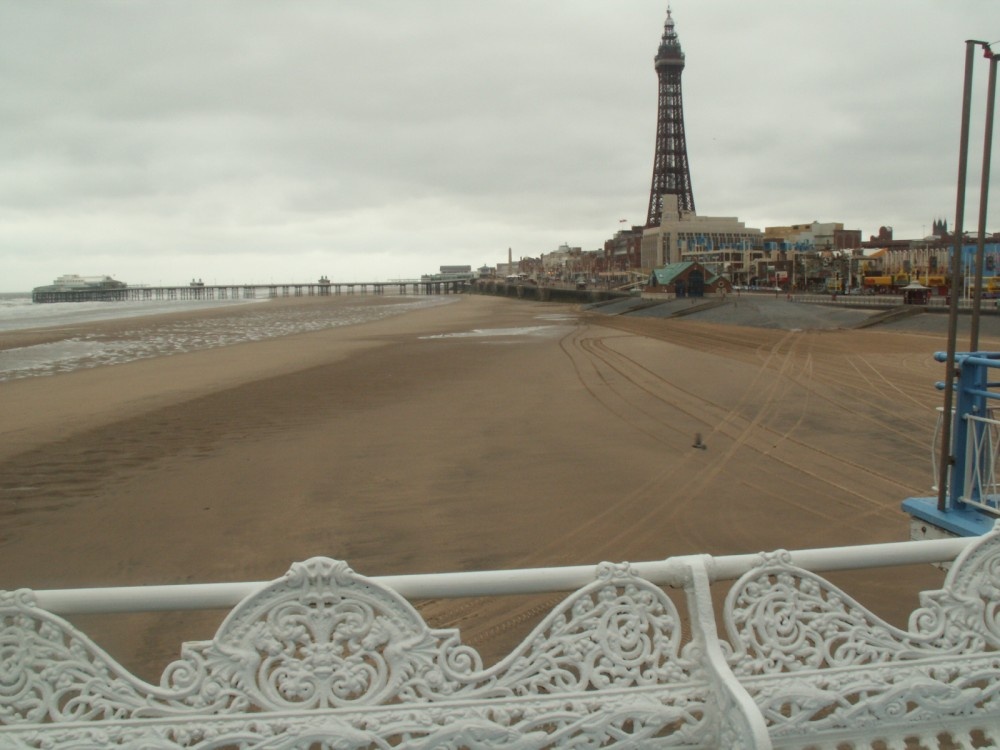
top-left (3, 530), bottom-right (999, 749)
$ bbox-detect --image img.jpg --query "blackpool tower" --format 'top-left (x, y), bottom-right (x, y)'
top-left (645, 8), bottom-right (695, 227)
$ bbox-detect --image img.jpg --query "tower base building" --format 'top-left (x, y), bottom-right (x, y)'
top-left (642, 195), bottom-right (762, 280)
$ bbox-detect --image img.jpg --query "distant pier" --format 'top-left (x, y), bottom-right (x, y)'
top-left (31, 279), bottom-right (469, 303)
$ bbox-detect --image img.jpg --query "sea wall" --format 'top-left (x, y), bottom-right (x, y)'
top-left (469, 280), bottom-right (631, 304)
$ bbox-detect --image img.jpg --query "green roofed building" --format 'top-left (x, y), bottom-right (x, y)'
top-left (646, 261), bottom-right (732, 298)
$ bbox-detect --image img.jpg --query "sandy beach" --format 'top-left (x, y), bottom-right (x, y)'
top-left (0, 293), bottom-right (987, 681)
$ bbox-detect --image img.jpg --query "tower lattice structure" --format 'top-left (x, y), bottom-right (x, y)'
top-left (645, 9), bottom-right (695, 228)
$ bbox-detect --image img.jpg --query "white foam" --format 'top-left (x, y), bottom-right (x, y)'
top-left (0, 296), bottom-right (455, 382)
top-left (420, 325), bottom-right (564, 340)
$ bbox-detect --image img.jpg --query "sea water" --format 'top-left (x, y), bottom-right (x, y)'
top-left (0, 293), bottom-right (268, 333)
top-left (0, 293), bottom-right (453, 382)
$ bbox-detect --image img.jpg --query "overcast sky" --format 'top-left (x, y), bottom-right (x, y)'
top-left (1, 1), bottom-right (997, 291)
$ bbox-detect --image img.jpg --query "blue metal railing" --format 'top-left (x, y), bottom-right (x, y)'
top-left (903, 352), bottom-right (1000, 536)
top-left (935, 351), bottom-right (1000, 512)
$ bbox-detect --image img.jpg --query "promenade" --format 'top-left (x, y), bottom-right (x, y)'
top-left (587, 290), bottom-right (1000, 338)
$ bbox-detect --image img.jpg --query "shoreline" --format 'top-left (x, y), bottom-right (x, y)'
top-left (0, 295), bottom-right (461, 459)
top-left (0, 293), bottom-right (967, 679)
top-left (0, 294), bottom-right (272, 336)
top-left (0, 293), bottom-right (426, 350)
top-left (0, 294), bottom-right (454, 383)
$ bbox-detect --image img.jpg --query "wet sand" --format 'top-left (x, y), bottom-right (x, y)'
top-left (0, 293), bottom-right (980, 680)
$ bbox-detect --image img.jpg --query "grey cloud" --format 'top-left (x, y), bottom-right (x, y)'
top-left (0, 1), bottom-right (996, 291)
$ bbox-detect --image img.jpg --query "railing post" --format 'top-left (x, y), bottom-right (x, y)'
top-left (952, 355), bottom-right (977, 509)
top-left (676, 555), bottom-right (772, 749)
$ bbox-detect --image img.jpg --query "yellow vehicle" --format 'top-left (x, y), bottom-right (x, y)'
top-left (862, 276), bottom-right (894, 294)
top-left (918, 275), bottom-right (948, 294)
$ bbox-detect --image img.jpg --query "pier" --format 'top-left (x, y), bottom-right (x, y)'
top-left (31, 278), bottom-right (469, 303)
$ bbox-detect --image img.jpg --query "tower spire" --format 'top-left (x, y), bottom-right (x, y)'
top-left (646, 6), bottom-right (696, 227)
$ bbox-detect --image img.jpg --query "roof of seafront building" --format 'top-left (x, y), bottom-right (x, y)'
top-left (648, 262), bottom-right (726, 287)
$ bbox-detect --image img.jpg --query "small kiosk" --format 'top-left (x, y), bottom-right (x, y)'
top-left (901, 281), bottom-right (931, 305)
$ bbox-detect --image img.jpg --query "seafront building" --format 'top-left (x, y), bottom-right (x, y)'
top-left (603, 227), bottom-right (644, 276)
top-left (640, 194), bottom-right (763, 278)
top-left (762, 222), bottom-right (861, 253)
top-left (539, 243), bottom-right (587, 279)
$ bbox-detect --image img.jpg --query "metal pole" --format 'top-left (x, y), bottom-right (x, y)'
top-left (938, 41), bottom-right (979, 512)
top-left (971, 49), bottom-right (997, 351)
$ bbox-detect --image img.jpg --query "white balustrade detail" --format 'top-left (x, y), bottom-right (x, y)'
top-left (3, 529), bottom-right (1000, 748)
top-left (962, 412), bottom-right (1000, 514)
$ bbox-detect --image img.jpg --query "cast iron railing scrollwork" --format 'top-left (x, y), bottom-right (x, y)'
top-left (3, 528), bottom-right (1000, 747)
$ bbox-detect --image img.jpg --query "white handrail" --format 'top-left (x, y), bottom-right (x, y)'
top-left (29, 536), bottom-right (976, 615)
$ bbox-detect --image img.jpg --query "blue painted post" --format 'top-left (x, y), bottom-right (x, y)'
top-left (948, 353), bottom-right (1000, 510)
top-left (951, 355), bottom-right (976, 509)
